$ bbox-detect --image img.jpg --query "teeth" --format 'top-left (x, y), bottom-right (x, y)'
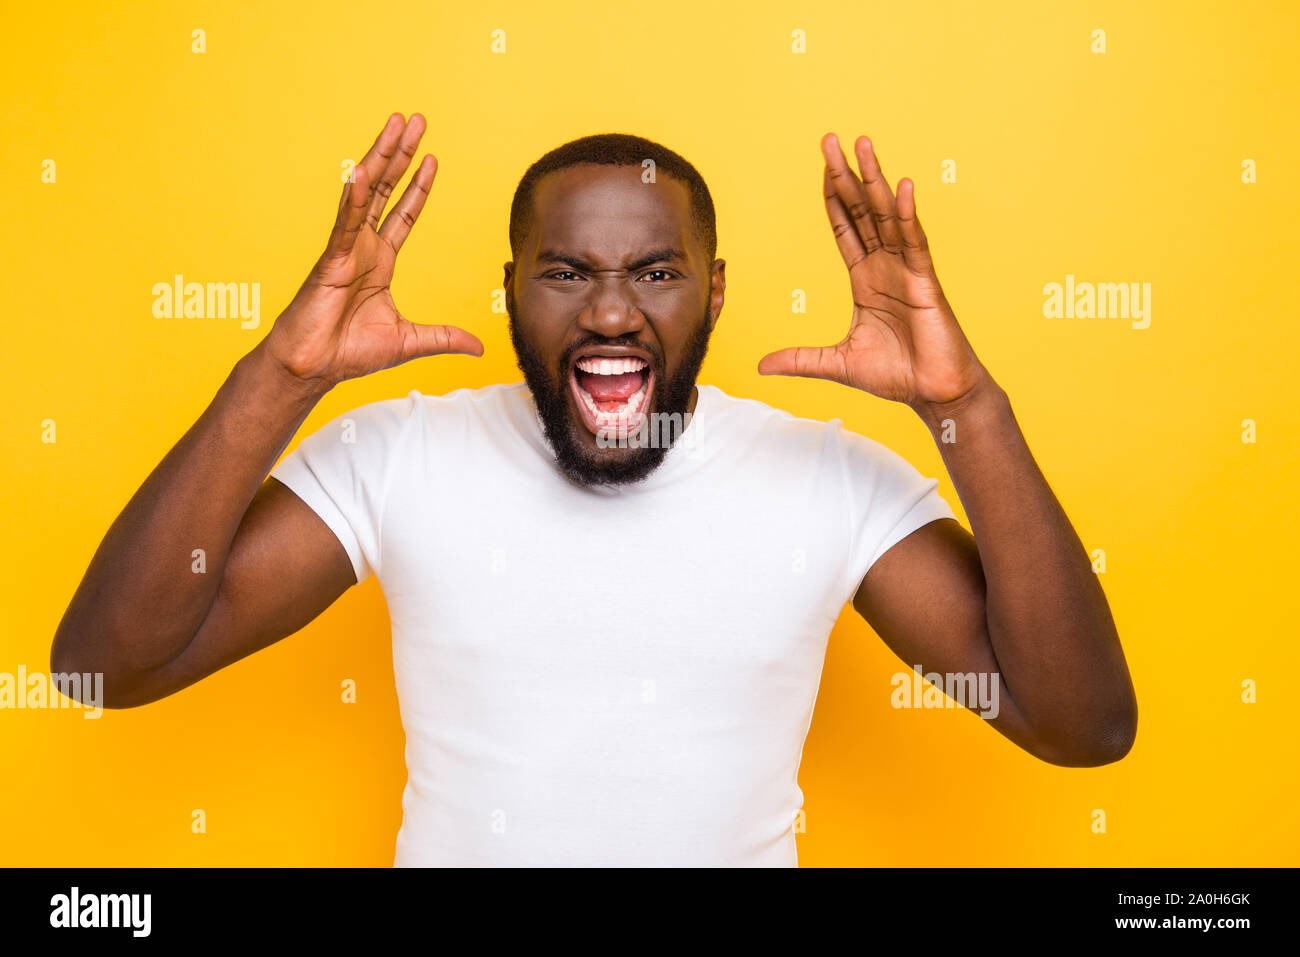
top-left (575, 381), bottom-right (648, 422)
top-left (575, 356), bottom-right (649, 375)
top-left (572, 357), bottom-right (651, 430)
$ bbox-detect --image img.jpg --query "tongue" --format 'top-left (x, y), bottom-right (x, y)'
top-left (578, 369), bottom-right (643, 402)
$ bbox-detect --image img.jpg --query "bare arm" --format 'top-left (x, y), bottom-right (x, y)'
top-left (853, 383), bottom-right (1136, 767)
top-left (760, 132), bottom-right (1136, 766)
top-left (51, 112), bottom-right (483, 707)
top-left (50, 347), bottom-right (355, 708)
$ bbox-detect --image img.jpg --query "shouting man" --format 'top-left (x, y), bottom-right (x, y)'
top-left (52, 113), bottom-right (1137, 867)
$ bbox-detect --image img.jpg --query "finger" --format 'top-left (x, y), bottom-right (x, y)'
top-left (895, 178), bottom-right (934, 276)
top-left (823, 165), bottom-right (869, 271)
top-left (329, 152), bottom-right (368, 227)
top-left (757, 345), bottom-right (842, 382)
top-left (379, 154), bottom-right (437, 252)
top-left (822, 133), bottom-right (881, 254)
top-left (355, 112), bottom-right (405, 203)
top-left (853, 136), bottom-right (904, 253)
top-left (366, 113), bottom-right (426, 230)
top-left (325, 164), bottom-right (371, 258)
top-left (398, 319), bottom-right (485, 360)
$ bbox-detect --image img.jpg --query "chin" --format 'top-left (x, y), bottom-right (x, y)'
top-left (507, 304), bottom-right (714, 489)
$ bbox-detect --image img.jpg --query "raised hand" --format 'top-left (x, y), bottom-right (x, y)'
top-left (261, 113), bottom-right (483, 390)
top-left (758, 134), bottom-right (986, 412)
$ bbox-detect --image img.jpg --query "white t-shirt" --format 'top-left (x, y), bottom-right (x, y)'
top-left (271, 381), bottom-right (955, 867)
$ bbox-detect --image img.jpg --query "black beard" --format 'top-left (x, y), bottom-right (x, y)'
top-left (507, 305), bottom-right (713, 489)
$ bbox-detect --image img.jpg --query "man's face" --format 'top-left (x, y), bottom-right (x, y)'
top-left (504, 164), bottom-right (726, 488)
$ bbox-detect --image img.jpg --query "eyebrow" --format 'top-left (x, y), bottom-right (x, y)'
top-left (535, 247), bottom-right (687, 272)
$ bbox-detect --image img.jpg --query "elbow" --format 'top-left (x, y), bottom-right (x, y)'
top-left (49, 623), bottom-right (139, 711)
top-left (1036, 703), bottom-right (1138, 768)
top-left (49, 627), bottom-right (83, 695)
top-left (1086, 680), bottom-right (1140, 766)
top-left (1032, 646), bottom-right (1139, 767)
top-left (1071, 719), bottom-right (1136, 767)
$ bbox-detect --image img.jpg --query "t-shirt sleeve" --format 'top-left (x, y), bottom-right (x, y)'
top-left (268, 393), bottom-right (419, 584)
top-left (832, 419), bottom-right (958, 602)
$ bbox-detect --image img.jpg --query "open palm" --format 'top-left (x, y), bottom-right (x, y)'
top-left (264, 113), bottom-right (482, 390)
top-left (758, 134), bottom-right (984, 410)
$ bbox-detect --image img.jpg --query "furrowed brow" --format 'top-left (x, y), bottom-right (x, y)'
top-left (535, 251), bottom-right (597, 271)
top-left (536, 247), bottom-right (687, 273)
top-left (626, 248), bottom-right (687, 271)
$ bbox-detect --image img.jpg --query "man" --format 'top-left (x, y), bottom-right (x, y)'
top-left (52, 113), bottom-right (1137, 867)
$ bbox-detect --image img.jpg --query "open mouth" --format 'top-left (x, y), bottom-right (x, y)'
top-left (568, 353), bottom-right (655, 439)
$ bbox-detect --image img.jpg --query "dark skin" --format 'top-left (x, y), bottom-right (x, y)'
top-left (766, 134), bottom-right (1137, 766)
top-left (49, 113), bottom-right (477, 706)
top-left (502, 162), bottom-right (724, 479)
top-left (52, 114), bottom-right (1136, 769)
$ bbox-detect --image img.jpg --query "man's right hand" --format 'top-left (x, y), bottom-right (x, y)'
top-left (53, 111), bottom-right (489, 709)
top-left (261, 112), bottom-right (484, 392)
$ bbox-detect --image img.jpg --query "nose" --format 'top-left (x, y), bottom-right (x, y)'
top-left (577, 274), bottom-right (646, 339)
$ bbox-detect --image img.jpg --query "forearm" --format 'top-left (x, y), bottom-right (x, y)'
top-left (52, 343), bottom-right (327, 679)
top-left (912, 373), bottom-right (1137, 761)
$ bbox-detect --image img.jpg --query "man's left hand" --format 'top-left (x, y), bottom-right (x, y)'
top-left (758, 134), bottom-right (990, 415)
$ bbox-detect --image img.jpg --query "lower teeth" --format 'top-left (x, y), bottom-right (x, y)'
top-left (580, 384), bottom-right (645, 421)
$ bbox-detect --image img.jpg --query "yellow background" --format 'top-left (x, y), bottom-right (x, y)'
top-left (3, 0), bottom-right (1296, 865)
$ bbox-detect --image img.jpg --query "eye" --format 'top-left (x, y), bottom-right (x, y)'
top-left (640, 269), bottom-right (677, 282)
top-left (546, 270), bottom-right (583, 281)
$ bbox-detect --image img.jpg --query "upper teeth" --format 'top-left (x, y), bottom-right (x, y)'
top-left (576, 356), bottom-right (648, 375)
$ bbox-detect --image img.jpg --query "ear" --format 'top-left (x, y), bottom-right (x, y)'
top-left (502, 261), bottom-right (515, 312)
top-left (707, 258), bottom-right (726, 331)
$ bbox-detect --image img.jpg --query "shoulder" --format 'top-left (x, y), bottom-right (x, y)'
top-left (330, 382), bottom-right (525, 438)
top-left (699, 383), bottom-right (903, 470)
top-left (699, 383), bottom-right (827, 438)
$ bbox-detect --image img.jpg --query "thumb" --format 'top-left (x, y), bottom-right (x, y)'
top-left (402, 321), bottom-right (485, 360)
top-left (757, 345), bottom-right (842, 381)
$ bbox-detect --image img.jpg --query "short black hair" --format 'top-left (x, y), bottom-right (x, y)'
top-left (509, 133), bottom-right (717, 264)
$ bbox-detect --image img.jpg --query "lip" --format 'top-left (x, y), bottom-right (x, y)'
top-left (567, 347), bottom-right (656, 440)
